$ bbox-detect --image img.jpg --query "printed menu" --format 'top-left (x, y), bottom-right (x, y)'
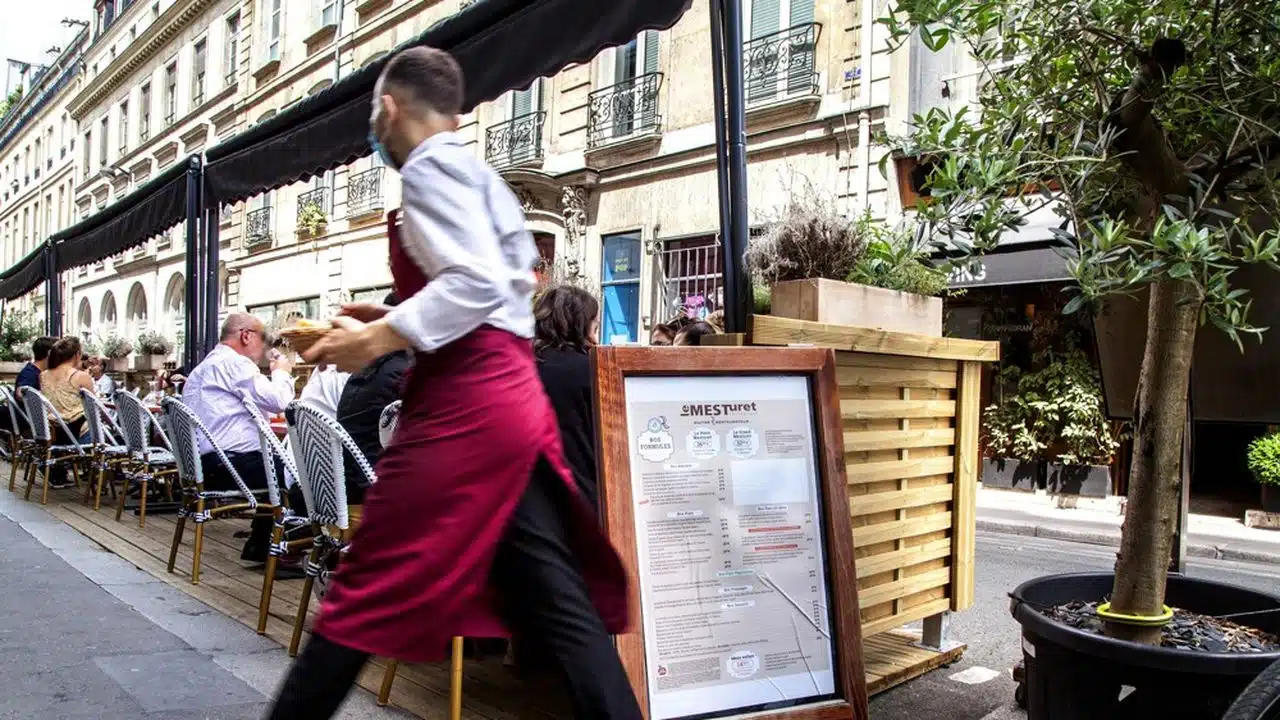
top-left (624, 375), bottom-right (837, 720)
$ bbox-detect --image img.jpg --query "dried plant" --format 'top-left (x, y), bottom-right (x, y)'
top-left (746, 189), bottom-right (868, 284)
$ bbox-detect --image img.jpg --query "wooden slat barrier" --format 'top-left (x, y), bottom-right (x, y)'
top-left (750, 314), bottom-right (995, 637)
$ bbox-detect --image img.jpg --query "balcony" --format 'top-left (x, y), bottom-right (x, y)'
top-left (347, 167), bottom-right (384, 219)
top-left (743, 23), bottom-right (821, 108)
top-left (245, 207), bottom-right (273, 250)
top-left (296, 187), bottom-right (330, 237)
top-left (485, 111), bottom-right (545, 169)
top-left (587, 72), bottom-right (663, 149)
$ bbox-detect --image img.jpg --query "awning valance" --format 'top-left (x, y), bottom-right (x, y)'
top-left (946, 245), bottom-right (1072, 289)
top-left (0, 245), bottom-right (48, 301)
top-left (203, 0), bottom-right (693, 205)
top-left (50, 157), bottom-right (195, 270)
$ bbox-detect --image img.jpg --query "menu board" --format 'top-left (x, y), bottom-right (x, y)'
top-left (623, 375), bottom-right (837, 720)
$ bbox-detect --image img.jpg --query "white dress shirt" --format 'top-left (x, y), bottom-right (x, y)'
top-left (94, 373), bottom-right (116, 397)
top-left (298, 365), bottom-right (349, 417)
top-left (385, 132), bottom-right (539, 352)
top-left (181, 344), bottom-right (295, 456)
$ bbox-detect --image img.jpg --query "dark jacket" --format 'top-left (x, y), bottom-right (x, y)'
top-left (15, 363), bottom-right (39, 391)
top-left (336, 350), bottom-right (414, 498)
top-left (536, 347), bottom-right (599, 514)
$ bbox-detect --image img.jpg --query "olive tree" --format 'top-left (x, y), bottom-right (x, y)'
top-left (880, 0), bottom-right (1280, 642)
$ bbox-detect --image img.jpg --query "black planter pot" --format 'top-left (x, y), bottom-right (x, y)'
top-left (1262, 484), bottom-right (1280, 514)
top-left (982, 457), bottom-right (1042, 491)
top-left (1011, 572), bottom-right (1280, 719)
top-left (1046, 462), bottom-right (1111, 498)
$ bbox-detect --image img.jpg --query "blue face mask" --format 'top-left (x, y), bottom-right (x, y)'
top-left (368, 129), bottom-right (398, 170)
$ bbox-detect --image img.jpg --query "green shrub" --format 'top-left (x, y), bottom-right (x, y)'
top-left (0, 310), bottom-right (41, 362)
top-left (1247, 433), bottom-right (1280, 487)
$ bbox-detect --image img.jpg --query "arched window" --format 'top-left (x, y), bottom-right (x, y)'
top-left (125, 282), bottom-right (148, 336)
top-left (100, 291), bottom-right (118, 328)
top-left (163, 273), bottom-right (185, 340)
top-left (77, 298), bottom-right (93, 339)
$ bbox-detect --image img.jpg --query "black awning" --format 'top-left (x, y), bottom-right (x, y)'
top-left (50, 156), bottom-right (194, 269)
top-left (946, 245), bottom-right (1072, 289)
top-left (203, 0), bottom-right (692, 205)
top-left (0, 245), bottom-right (48, 301)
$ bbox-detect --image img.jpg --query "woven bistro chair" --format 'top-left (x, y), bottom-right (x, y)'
top-left (18, 387), bottom-right (87, 505)
top-left (78, 389), bottom-right (131, 510)
top-left (284, 401), bottom-right (441, 712)
top-left (2, 385), bottom-right (36, 490)
top-left (114, 391), bottom-right (178, 527)
top-left (237, 396), bottom-right (311, 635)
top-left (161, 396), bottom-right (284, 586)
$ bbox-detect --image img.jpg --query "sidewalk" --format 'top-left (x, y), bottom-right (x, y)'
top-left (0, 487), bottom-right (410, 719)
top-left (976, 486), bottom-right (1280, 565)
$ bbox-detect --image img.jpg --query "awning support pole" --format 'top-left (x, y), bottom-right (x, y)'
top-left (183, 157), bottom-right (203, 367)
top-left (711, 0), bottom-right (752, 335)
top-left (709, 0), bottom-right (733, 327)
top-left (202, 185), bottom-right (221, 363)
top-left (44, 243), bottom-right (61, 337)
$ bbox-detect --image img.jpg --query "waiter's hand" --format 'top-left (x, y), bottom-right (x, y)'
top-left (339, 303), bottom-right (392, 324)
top-left (304, 317), bottom-right (410, 372)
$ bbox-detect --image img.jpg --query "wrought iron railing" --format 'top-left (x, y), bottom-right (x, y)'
top-left (743, 23), bottom-right (820, 106)
top-left (650, 236), bottom-right (724, 323)
top-left (347, 167), bottom-right (384, 217)
top-left (297, 187), bottom-right (330, 226)
top-left (164, 109), bottom-right (176, 126)
top-left (245, 207), bottom-right (273, 249)
top-left (485, 111), bottom-right (545, 168)
top-left (587, 72), bottom-right (663, 149)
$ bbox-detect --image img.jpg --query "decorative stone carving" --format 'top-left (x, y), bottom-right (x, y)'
top-left (515, 188), bottom-right (537, 212)
top-left (559, 186), bottom-right (588, 283)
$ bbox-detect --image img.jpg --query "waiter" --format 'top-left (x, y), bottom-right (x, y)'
top-left (266, 47), bottom-right (641, 719)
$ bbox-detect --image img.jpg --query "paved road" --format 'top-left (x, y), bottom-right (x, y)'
top-left (868, 532), bottom-right (1280, 720)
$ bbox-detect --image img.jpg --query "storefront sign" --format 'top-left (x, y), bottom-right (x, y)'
top-left (593, 347), bottom-right (869, 720)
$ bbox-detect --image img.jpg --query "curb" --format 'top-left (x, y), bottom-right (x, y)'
top-left (976, 519), bottom-right (1280, 566)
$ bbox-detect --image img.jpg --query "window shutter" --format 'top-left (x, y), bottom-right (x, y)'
top-left (786, 0), bottom-right (817, 94)
top-left (750, 0), bottom-right (781, 39)
top-left (512, 85), bottom-right (533, 118)
top-left (789, 0), bottom-right (815, 27)
top-left (643, 30), bottom-right (660, 75)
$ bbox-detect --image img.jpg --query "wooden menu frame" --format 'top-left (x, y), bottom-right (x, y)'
top-left (592, 346), bottom-right (870, 720)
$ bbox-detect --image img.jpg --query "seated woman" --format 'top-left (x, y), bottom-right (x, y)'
top-left (39, 337), bottom-right (95, 443)
top-left (673, 320), bottom-right (718, 346)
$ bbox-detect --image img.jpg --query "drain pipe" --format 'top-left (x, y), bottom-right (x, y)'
top-left (857, 0), bottom-right (876, 214)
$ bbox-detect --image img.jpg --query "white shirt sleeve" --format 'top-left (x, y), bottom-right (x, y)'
top-left (232, 358), bottom-right (295, 414)
top-left (385, 152), bottom-right (509, 353)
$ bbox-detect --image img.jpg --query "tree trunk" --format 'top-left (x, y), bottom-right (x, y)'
top-left (1106, 277), bottom-right (1201, 643)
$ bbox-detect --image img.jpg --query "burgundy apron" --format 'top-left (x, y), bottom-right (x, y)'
top-left (312, 210), bottom-right (632, 662)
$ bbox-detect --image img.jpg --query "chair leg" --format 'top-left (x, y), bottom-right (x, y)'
top-left (168, 500), bottom-right (189, 574)
top-left (8, 450), bottom-right (18, 492)
top-left (39, 456), bottom-right (52, 506)
top-left (93, 466), bottom-right (107, 510)
top-left (21, 461), bottom-right (35, 501)
top-left (115, 472), bottom-right (129, 522)
top-left (257, 510), bottom-right (284, 635)
top-left (378, 661), bottom-right (399, 707)
top-left (289, 543), bottom-right (324, 657)
top-left (191, 497), bottom-right (206, 585)
top-left (138, 478), bottom-right (149, 528)
top-left (450, 636), bottom-right (464, 720)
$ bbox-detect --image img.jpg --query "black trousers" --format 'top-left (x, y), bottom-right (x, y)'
top-left (199, 451), bottom-right (303, 561)
top-left (266, 457), bottom-right (642, 720)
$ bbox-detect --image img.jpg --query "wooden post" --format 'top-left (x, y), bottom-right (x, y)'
top-left (950, 361), bottom-right (982, 611)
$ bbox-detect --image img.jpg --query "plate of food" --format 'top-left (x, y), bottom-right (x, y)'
top-left (278, 318), bottom-right (331, 354)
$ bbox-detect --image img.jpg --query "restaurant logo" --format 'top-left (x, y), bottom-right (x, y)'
top-left (680, 402), bottom-right (759, 418)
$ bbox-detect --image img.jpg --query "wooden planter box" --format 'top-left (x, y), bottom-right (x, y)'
top-left (133, 354), bottom-right (167, 371)
top-left (1046, 462), bottom-right (1111, 498)
top-left (108, 358), bottom-right (130, 372)
top-left (748, 313), bottom-right (999, 640)
top-left (0, 361), bottom-right (26, 374)
top-left (770, 278), bottom-right (943, 337)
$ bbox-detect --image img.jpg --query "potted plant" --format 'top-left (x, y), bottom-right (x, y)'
top-left (884, 0), bottom-right (1280, 714)
top-left (1246, 433), bottom-right (1280, 515)
top-left (745, 190), bottom-right (944, 336)
top-left (980, 366), bottom-right (1046, 491)
top-left (297, 200), bottom-right (328, 238)
top-left (101, 334), bottom-right (133, 372)
top-left (1030, 348), bottom-right (1120, 498)
top-left (134, 330), bottom-right (174, 370)
top-left (0, 309), bottom-right (41, 373)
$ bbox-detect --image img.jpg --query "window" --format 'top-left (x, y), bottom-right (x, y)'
top-left (248, 297), bottom-right (320, 326)
top-left (33, 140), bottom-right (41, 177)
top-left (656, 235), bottom-right (723, 322)
top-left (319, 0), bottom-right (338, 27)
top-left (190, 39), bottom-right (208, 106)
top-left (743, 0), bottom-right (818, 103)
top-left (43, 195), bottom-right (51, 235)
top-left (118, 100), bottom-right (129, 154)
top-left (151, 1), bottom-right (159, 20)
top-left (224, 12), bottom-right (240, 86)
top-left (349, 286), bottom-right (392, 305)
top-left (139, 84), bottom-right (151, 140)
top-left (99, 117), bottom-right (109, 167)
top-left (130, 25), bottom-right (137, 42)
top-left (600, 232), bottom-right (642, 344)
top-left (164, 62), bottom-right (177, 124)
top-left (264, 0), bottom-right (282, 61)
top-left (83, 131), bottom-right (92, 174)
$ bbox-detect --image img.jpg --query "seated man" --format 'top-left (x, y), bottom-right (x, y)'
top-left (3, 337), bottom-right (56, 438)
top-left (181, 313), bottom-right (301, 571)
top-left (335, 293), bottom-right (413, 506)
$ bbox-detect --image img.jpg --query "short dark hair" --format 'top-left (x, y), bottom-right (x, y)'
top-left (379, 47), bottom-right (464, 116)
top-left (48, 337), bottom-right (83, 369)
top-left (32, 336), bottom-right (56, 362)
top-left (533, 285), bottom-right (599, 357)
top-left (384, 291), bottom-right (401, 307)
top-left (675, 322), bottom-right (718, 347)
